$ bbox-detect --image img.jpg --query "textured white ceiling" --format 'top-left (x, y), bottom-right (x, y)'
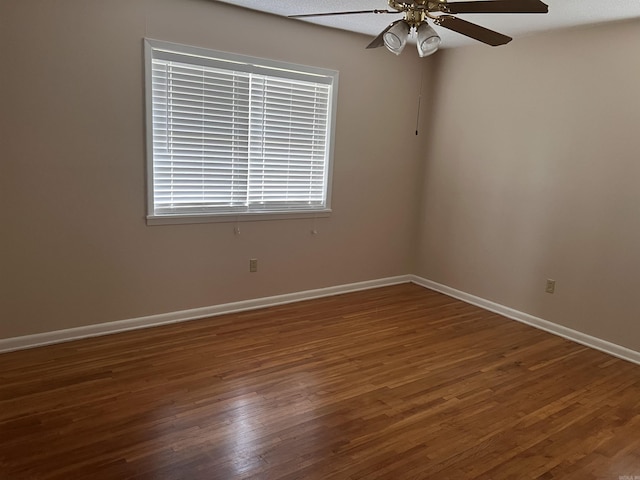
top-left (214, 0), bottom-right (640, 48)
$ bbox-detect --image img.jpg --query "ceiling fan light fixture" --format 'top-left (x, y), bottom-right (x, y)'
top-left (383, 20), bottom-right (410, 55)
top-left (416, 23), bottom-right (441, 57)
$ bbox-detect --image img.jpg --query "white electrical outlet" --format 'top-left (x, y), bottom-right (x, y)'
top-left (545, 279), bottom-right (556, 294)
top-left (249, 258), bottom-right (258, 273)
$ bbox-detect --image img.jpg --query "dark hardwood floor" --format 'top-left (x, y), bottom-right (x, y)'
top-left (1, 283), bottom-right (639, 479)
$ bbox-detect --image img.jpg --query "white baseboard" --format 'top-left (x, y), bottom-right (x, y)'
top-left (4, 274), bottom-right (639, 367)
top-left (0, 275), bottom-right (412, 353)
top-left (409, 275), bottom-right (640, 366)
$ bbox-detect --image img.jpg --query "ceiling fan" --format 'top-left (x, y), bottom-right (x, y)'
top-left (290, 0), bottom-right (549, 56)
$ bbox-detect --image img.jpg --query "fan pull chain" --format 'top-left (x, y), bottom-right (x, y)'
top-left (416, 67), bottom-right (425, 135)
top-left (416, 94), bottom-right (421, 136)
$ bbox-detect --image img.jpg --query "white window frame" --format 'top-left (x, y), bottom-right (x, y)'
top-left (144, 39), bottom-right (338, 225)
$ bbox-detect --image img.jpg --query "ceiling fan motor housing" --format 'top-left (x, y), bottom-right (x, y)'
top-left (403, 8), bottom-right (426, 27)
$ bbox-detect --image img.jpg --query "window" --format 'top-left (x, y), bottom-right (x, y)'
top-left (144, 39), bottom-right (338, 224)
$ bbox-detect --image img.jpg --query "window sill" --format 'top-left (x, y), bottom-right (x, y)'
top-left (146, 209), bottom-right (332, 226)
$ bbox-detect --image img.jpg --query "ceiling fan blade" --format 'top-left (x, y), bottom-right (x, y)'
top-left (439, 0), bottom-right (548, 14)
top-left (433, 15), bottom-right (512, 46)
top-left (366, 21), bottom-right (399, 49)
top-left (289, 9), bottom-right (394, 18)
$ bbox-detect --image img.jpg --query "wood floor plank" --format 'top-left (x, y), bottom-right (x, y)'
top-left (1, 283), bottom-right (639, 479)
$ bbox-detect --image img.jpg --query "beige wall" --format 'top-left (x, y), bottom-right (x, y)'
top-left (416, 19), bottom-right (640, 351)
top-left (1, 0), bottom-right (429, 338)
top-left (3, 0), bottom-right (639, 354)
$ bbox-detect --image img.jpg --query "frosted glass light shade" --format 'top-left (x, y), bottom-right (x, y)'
top-left (383, 21), bottom-right (410, 55)
top-left (417, 23), bottom-right (441, 57)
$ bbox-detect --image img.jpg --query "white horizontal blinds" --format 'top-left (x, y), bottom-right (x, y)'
top-left (151, 59), bottom-right (250, 214)
top-left (248, 76), bottom-right (330, 210)
top-left (148, 42), bottom-right (334, 217)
